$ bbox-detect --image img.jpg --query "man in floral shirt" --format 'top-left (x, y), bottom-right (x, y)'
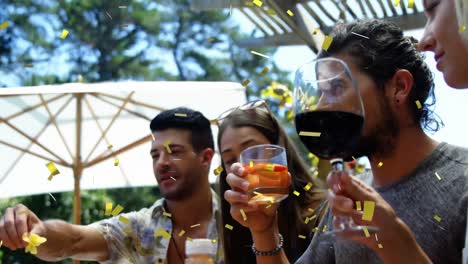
top-left (0, 107), bottom-right (223, 263)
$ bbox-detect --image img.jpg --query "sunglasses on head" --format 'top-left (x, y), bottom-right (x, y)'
top-left (214, 100), bottom-right (273, 126)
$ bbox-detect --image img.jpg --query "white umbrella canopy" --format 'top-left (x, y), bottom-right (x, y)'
top-left (0, 81), bottom-right (246, 224)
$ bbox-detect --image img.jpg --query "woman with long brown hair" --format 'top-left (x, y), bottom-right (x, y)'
top-left (215, 100), bottom-right (326, 263)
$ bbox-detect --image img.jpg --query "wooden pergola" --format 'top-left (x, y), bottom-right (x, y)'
top-left (192, 0), bottom-right (426, 52)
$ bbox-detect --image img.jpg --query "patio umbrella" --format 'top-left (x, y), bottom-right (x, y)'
top-left (0, 81), bottom-right (246, 226)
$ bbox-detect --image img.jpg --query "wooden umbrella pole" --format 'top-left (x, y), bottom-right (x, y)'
top-left (73, 93), bottom-right (83, 264)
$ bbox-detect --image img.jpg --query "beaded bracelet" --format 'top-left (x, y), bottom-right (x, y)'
top-left (251, 233), bottom-right (284, 256)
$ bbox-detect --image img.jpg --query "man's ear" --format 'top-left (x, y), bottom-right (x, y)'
top-left (199, 148), bottom-right (214, 167)
top-left (390, 69), bottom-right (414, 106)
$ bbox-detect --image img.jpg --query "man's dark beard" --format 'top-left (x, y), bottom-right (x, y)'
top-left (352, 100), bottom-right (400, 160)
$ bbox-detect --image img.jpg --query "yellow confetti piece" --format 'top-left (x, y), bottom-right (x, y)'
top-left (322, 36), bottom-right (333, 51)
top-left (362, 201), bottom-right (375, 221)
top-left (459, 25), bottom-right (467, 33)
top-left (105, 202), bottom-right (113, 216)
top-left (287, 9), bottom-right (294, 16)
top-left (114, 158), bottom-right (119, 166)
top-left (303, 182), bottom-right (313, 191)
top-left (213, 165), bottom-right (224, 176)
top-left (378, 243), bottom-right (383, 248)
top-left (260, 66), bottom-right (269, 76)
top-left (356, 201), bottom-right (362, 211)
top-left (435, 172), bottom-right (442, 181)
top-left (299, 131), bottom-right (321, 137)
top-left (154, 229), bottom-right (171, 240)
top-left (0, 240), bottom-right (2, 247)
top-left (22, 233), bottom-right (47, 255)
top-left (174, 113), bottom-right (187, 117)
top-left (322, 225), bottom-right (327, 233)
top-left (161, 211), bottom-right (171, 218)
top-left (298, 235), bottom-right (306, 239)
top-left (253, 0), bottom-right (263, 7)
top-left (304, 217), bottom-right (310, 224)
top-left (242, 79), bottom-right (251, 87)
top-left (375, 233), bottom-right (379, 241)
top-left (170, 176), bottom-right (177, 181)
top-left (415, 100), bottom-right (422, 109)
top-left (60, 29), bottom-right (69, 39)
top-left (190, 223), bottom-right (201, 228)
top-left (164, 140), bottom-right (172, 154)
top-left (46, 162), bottom-right (60, 181)
top-left (250, 160), bottom-right (254, 167)
top-left (123, 227), bottom-right (133, 233)
top-left (433, 215), bottom-right (442, 222)
top-left (378, 162), bottom-right (383, 167)
top-left (119, 216), bottom-right (130, 225)
top-left (178, 230), bottom-right (186, 237)
top-left (151, 133), bottom-right (155, 141)
top-left (107, 145), bottom-right (113, 150)
top-left (293, 190), bottom-right (300, 196)
top-left (267, 9), bottom-right (276, 15)
top-left (393, 0), bottom-right (401, 7)
top-left (211, 239), bottom-right (217, 243)
top-left (250, 50), bottom-right (270, 59)
top-left (111, 204), bottom-right (124, 216)
top-left (0, 22), bottom-right (9, 30)
top-left (309, 215), bottom-right (317, 220)
top-left (245, 1), bottom-right (254, 7)
top-left (313, 28), bottom-right (319, 35)
top-left (408, 0), bottom-right (414, 8)
top-left (312, 227), bottom-right (319, 232)
top-left (187, 237), bottom-right (193, 242)
top-left (225, 224), bottom-right (234, 230)
top-left (363, 226), bottom-right (370, 237)
top-left (240, 209), bottom-right (247, 221)
top-left (308, 208), bottom-right (314, 213)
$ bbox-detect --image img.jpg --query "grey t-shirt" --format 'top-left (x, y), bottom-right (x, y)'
top-left (297, 142), bottom-right (468, 264)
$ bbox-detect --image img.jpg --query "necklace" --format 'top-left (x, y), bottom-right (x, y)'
top-left (170, 230), bottom-right (185, 263)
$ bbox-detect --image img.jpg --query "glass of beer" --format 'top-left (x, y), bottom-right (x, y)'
top-left (240, 144), bottom-right (290, 204)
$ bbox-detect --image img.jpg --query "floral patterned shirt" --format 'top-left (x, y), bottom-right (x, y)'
top-left (89, 189), bottom-right (223, 263)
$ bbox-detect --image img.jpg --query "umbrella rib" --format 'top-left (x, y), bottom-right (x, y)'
top-left (89, 94), bottom-right (152, 121)
top-left (0, 118), bottom-right (68, 164)
top-left (95, 93), bottom-right (165, 112)
top-left (83, 92), bottom-right (135, 164)
top-left (4, 94), bottom-right (67, 121)
top-left (0, 140), bottom-right (66, 167)
top-left (38, 95), bottom-right (74, 161)
top-left (0, 96), bottom-right (74, 185)
top-left (85, 134), bottom-right (152, 168)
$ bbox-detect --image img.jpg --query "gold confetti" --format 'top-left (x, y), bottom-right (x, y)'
top-left (0, 240), bottom-right (2, 247)
top-left (22, 233), bottom-right (47, 255)
top-left (154, 229), bottom-right (171, 240)
top-left (111, 204), bottom-right (124, 216)
top-left (211, 239), bottom-right (217, 243)
top-left (378, 243), bottom-right (383, 248)
top-left (435, 172), bottom-right (442, 181)
top-left (350, 32), bottom-right (370, 39)
top-left (174, 113), bottom-right (187, 117)
top-left (108, 145), bottom-right (113, 150)
top-left (250, 50), bottom-right (270, 59)
top-left (375, 233), bottom-right (379, 241)
top-left (304, 217), bottom-right (310, 224)
top-left (286, 9), bottom-right (294, 16)
top-left (356, 201), bottom-right (362, 211)
top-left (260, 66), bottom-right (269, 76)
top-left (46, 162), bottom-right (60, 181)
top-left (313, 28), bottom-right (319, 35)
top-left (408, 0), bottom-right (414, 8)
top-left (459, 25), bottom-right (467, 33)
top-left (293, 190), bottom-right (300, 196)
top-left (190, 223), bottom-right (201, 228)
top-left (60, 29), bottom-right (69, 39)
top-left (267, 9), bottom-right (276, 15)
top-left (187, 237), bottom-right (193, 242)
top-left (298, 235), bottom-right (306, 239)
top-left (163, 212), bottom-right (172, 217)
top-left (118, 5), bottom-right (127, 8)
top-left (151, 133), bottom-right (156, 141)
top-left (240, 209), bottom-right (247, 221)
top-left (164, 140), bottom-right (172, 154)
top-left (119, 216), bottom-right (130, 224)
top-left (105, 11), bottom-right (112, 20)
top-left (378, 162), bottom-right (383, 167)
top-left (362, 201), bottom-right (375, 221)
top-left (433, 215), bottom-right (442, 222)
top-left (393, 0), bottom-right (401, 7)
top-left (309, 215), bottom-right (317, 220)
top-left (303, 182), bottom-right (313, 191)
top-left (114, 158), bottom-right (119, 166)
top-left (299, 131), bottom-right (321, 137)
top-left (170, 176), bottom-right (177, 181)
top-left (48, 192), bottom-right (57, 203)
top-left (253, 0), bottom-right (263, 7)
top-left (250, 160), bottom-right (254, 167)
top-left (312, 227), bottom-right (319, 232)
top-left (225, 224), bottom-right (234, 230)
top-left (322, 36), bottom-right (333, 51)
top-left (415, 100), bottom-right (422, 109)
top-left (178, 230), bottom-right (186, 237)
top-left (363, 226), bottom-right (370, 237)
top-left (123, 227), bottom-right (133, 233)
top-left (105, 202), bottom-right (113, 216)
top-left (308, 208), bottom-right (314, 213)
top-left (213, 165), bottom-right (224, 176)
top-left (0, 22), bottom-right (9, 30)
top-left (242, 79), bottom-right (251, 87)
top-left (245, 2), bottom-right (254, 7)
top-left (322, 225), bottom-right (327, 233)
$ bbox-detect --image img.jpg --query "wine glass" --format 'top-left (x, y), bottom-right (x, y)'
top-left (293, 57), bottom-right (378, 238)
